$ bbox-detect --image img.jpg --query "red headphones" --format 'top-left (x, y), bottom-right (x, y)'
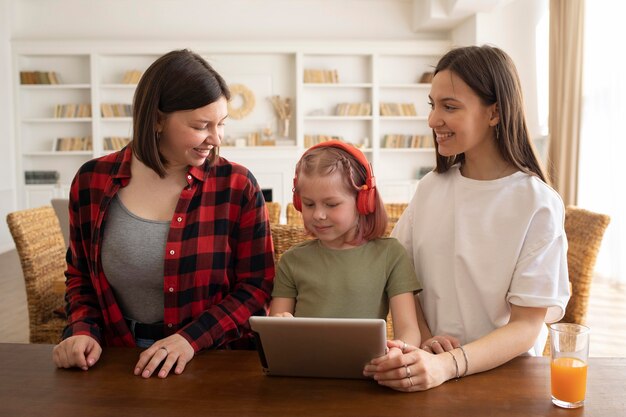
top-left (292, 140), bottom-right (377, 215)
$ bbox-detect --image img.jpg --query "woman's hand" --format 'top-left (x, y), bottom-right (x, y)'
top-left (134, 334), bottom-right (194, 378)
top-left (363, 341), bottom-right (454, 392)
top-left (420, 334), bottom-right (460, 354)
top-left (53, 335), bottom-right (102, 371)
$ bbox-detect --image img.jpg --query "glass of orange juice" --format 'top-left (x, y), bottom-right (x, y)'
top-left (549, 323), bottom-right (590, 408)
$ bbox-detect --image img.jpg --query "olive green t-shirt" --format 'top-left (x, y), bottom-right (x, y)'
top-left (272, 238), bottom-right (421, 319)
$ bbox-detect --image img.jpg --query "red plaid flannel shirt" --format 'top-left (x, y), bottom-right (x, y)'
top-left (62, 146), bottom-right (274, 351)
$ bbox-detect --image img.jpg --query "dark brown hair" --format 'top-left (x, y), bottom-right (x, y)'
top-left (131, 49), bottom-right (230, 177)
top-left (432, 45), bottom-right (548, 183)
top-left (295, 146), bottom-right (388, 241)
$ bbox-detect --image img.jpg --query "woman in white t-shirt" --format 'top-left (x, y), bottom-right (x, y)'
top-left (363, 45), bottom-right (570, 392)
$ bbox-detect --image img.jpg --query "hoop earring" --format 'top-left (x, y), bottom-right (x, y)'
top-left (495, 126), bottom-right (500, 141)
top-left (155, 131), bottom-right (161, 142)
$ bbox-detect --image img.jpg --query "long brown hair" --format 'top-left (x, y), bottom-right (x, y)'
top-left (131, 49), bottom-right (230, 177)
top-left (432, 45), bottom-right (548, 183)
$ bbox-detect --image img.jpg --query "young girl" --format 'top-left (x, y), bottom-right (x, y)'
top-left (269, 141), bottom-right (422, 347)
top-left (364, 45), bottom-right (570, 391)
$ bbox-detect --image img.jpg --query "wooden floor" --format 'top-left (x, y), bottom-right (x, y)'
top-left (1, 248), bottom-right (625, 356)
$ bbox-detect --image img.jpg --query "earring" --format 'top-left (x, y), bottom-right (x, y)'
top-left (495, 126), bottom-right (500, 141)
top-left (155, 131), bottom-right (161, 141)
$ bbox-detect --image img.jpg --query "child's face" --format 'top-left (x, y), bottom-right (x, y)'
top-left (297, 171), bottom-right (359, 249)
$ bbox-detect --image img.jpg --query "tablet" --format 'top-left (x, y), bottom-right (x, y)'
top-left (249, 316), bottom-right (387, 379)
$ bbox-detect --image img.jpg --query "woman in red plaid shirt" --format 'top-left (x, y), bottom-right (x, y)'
top-left (52, 50), bottom-right (275, 378)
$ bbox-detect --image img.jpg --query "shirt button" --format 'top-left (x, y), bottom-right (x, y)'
top-left (177, 217), bottom-right (183, 222)
top-left (169, 287), bottom-right (174, 292)
top-left (187, 175), bottom-right (192, 180)
top-left (169, 249), bottom-right (175, 255)
top-left (167, 323), bottom-right (173, 328)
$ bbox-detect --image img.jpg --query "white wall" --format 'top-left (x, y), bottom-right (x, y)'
top-left (451, 0), bottom-right (549, 139)
top-left (0, 0), bottom-right (16, 252)
top-left (0, 0), bottom-right (546, 252)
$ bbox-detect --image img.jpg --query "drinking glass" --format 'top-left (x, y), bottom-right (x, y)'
top-left (549, 323), bottom-right (590, 409)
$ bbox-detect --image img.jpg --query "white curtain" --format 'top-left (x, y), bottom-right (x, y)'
top-left (578, 0), bottom-right (626, 284)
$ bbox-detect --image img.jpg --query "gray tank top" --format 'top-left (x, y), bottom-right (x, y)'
top-left (101, 195), bottom-right (170, 324)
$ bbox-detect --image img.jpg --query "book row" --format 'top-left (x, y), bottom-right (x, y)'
top-left (53, 104), bottom-right (92, 118)
top-left (24, 170), bottom-right (59, 184)
top-left (303, 69), bottom-right (339, 84)
top-left (380, 102), bottom-right (418, 117)
top-left (104, 136), bottom-right (131, 151)
top-left (122, 70), bottom-right (143, 84)
top-left (20, 71), bottom-right (61, 84)
top-left (101, 103), bottom-right (132, 117)
top-left (335, 102), bottom-right (371, 116)
top-left (55, 136), bottom-right (93, 151)
top-left (304, 134), bottom-right (345, 148)
top-left (382, 134), bottom-right (434, 149)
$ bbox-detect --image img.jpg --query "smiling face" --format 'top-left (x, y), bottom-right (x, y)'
top-left (297, 171), bottom-right (360, 250)
top-left (156, 96), bottom-right (228, 172)
top-left (428, 70), bottom-right (499, 160)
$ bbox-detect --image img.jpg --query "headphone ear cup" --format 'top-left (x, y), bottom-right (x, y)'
top-left (356, 188), bottom-right (376, 215)
top-left (293, 193), bottom-right (302, 212)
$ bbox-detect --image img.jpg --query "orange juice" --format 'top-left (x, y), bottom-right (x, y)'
top-left (551, 357), bottom-right (588, 403)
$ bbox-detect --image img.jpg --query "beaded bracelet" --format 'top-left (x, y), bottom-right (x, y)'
top-left (459, 345), bottom-right (469, 377)
top-left (447, 351), bottom-right (459, 379)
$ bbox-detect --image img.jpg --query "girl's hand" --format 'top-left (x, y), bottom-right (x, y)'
top-left (271, 312), bottom-right (294, 318)
top-left (363, 343), bottom-right (453, 392)
top-left (53, 335), bottom-right (102, 371)
top-left (134, 334), bottom-right (194, 378)
top-left (420, 334), bottom-right (460, 354)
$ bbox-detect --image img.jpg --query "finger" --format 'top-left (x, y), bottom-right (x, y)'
top-left (173, 356), bottom-right (189, 375)
top-left (438, 337), bottom-right (455, 352)
top-left (70, 341), bottom-right (89, 370)
top-left (53, 344), bottom-right (68, 368)
top-left (430, 340), bottom-right (445, 354)
top-left (141, 348), bottom-right (168, 378)
top-left (134, 347), bottom-right (156, 375)
top-left (85, 342), bottom-right (102, 368)
top-left (157, 352), bottom-right (179, 378)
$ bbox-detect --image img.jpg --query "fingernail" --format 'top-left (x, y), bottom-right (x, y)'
top-left (159, 371), bottom-right (166, 378)
top-left (142, 370), bottom-right (150, 378)
top-left (87, 359), bottom-right (94, 366)
top-left (134, 367), bottom-right (141, 375)
top-left (81, 366), bottom-right (88, 371)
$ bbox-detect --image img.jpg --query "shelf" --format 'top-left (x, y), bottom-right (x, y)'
top-left (379, 148), bottom-right (435, 153)
top-left (20, 84), bottom-right (91, 89)
top-left (302, 83), bottom-right (373, 88)
top-left (380, 83), bottom-right (431, 89)
top-left (100, 84), bottom-right (138, 89)
top-left (304, 116), bottom-right (373, 121)
top-left (23, 151), bottom-right (93, 156)
top-left (379, 116), bottom-right (428, 121)
top-left (22, 118), bottom-right (92, 123)
top-left (101, 117), bottom-right (132, 122)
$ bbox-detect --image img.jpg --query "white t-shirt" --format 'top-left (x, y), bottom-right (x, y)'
top-left (392, 165), bottom-right (570, 355)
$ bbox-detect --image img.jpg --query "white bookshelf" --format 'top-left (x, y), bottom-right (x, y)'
top-left (12, 41), bottom-right (449, 209)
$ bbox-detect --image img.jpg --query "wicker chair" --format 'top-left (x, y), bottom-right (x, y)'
top-left (270, 223), bottom-right (312, 264)
top-left (6, 206), bottom-right (67, 344)
top-left (265, 202), bottom-right (281, 224)
top-left (384, 203), bottom-right (408, 223)
top-left (543, 206), bottom-right (611, 355)
top-left (285, 202), bottom-right (304, 226)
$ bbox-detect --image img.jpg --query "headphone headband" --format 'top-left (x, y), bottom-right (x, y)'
top-left (292, 140), bottom-right (377, 215)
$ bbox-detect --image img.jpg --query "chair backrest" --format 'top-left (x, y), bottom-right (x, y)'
top-left (542, 206), bottom-right (610, 355)
top-left (561, 206), bottom-right (611, 325)
top-left (286, 203), bottom-right (304, 226)
top-left (270, 224), bottom-right (313, 264)
top-left (384, 203), bottom-right (408, 223)
top-left (265, 202), bottom-right (281, 224)
top-left (51, 198), bottom-right (70, 248)
top-left (6, 206), bottom-right (66, 339)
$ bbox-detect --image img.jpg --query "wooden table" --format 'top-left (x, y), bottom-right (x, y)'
top-left (1, 343), bottom-right (624, 416)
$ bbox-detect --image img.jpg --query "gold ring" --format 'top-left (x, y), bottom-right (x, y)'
top-left (160, 346), bottom-right (168, 354)
top-left (402, 341), bottom-right (408, 352)
top-left (405, 364), bottom-right (411, 378)
top-left (408, 376), bottom-right (414, 386)
top-left (430, 340), bottom-right (440, 347)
